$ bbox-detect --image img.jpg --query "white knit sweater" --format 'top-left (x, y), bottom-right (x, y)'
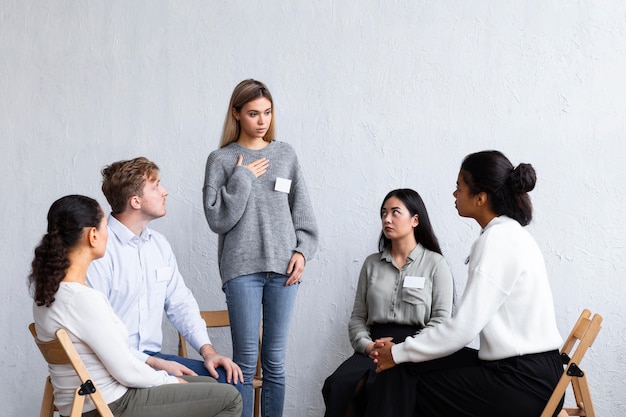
top-left (392, 216), bottom-right (562, 363)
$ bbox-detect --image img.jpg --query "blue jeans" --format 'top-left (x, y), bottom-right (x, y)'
top-left (146, 351), bottom-right (242, 393)
top-left (224, 273), bottom-right (298, 417)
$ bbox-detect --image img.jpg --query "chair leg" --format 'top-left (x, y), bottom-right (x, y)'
top-left (68, 388), bottom-right (86, 417)
top-left (40, 376), bottom-right (55, 417)
top-left (576, 375), bottom-right (595, 417)
top-left (253, 386), bottom-right (261, 417)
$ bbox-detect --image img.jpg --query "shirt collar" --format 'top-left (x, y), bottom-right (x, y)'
top-left (108, 214), bottom-right (152, 246)
top-left (379, 243), bottom-right (425, 264)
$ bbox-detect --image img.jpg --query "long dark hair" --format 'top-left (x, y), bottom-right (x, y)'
top-left (460, 150), bottom-right (536, 226)
top-left (378, 189), bottom-right (442, 254)
top-left (29, 195), bottom-right (103, 307)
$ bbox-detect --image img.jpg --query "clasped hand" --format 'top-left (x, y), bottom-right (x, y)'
top-left (369, 337), bottom-right (397, 373)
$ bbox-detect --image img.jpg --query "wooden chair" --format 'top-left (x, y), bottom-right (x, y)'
top-left (178, 310), bottom-right (263, 417)
top-left (29, 323), bottom-right (113, 417)
top-left (541, 309), bottom-right (602, 417)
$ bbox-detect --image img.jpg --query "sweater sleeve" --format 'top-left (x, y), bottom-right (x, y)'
top-left (392, 266), bottom-right (509, 363)
top-left (391, 226), bottom-right (519, 363)
top-left (287, 161), bottom-right (319, 261)
top-left (66, 292), bottom-right (179, 387)
top-left (203, 152), bottom-right (257, 235)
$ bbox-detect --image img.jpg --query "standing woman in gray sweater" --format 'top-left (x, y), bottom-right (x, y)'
top-left (203, 79), bottom-right (319, 417)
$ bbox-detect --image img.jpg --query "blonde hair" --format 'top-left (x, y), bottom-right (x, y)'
top-left (219, 79), bottom-right (275, 148)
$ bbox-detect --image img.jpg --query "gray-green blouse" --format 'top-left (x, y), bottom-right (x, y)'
top-left (348, 244), bottom-right (453, 354)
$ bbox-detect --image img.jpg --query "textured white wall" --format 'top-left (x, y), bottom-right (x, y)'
top-left (1, 1), bottom-right (625, 415)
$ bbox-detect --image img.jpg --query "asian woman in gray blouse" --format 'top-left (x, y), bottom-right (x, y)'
top-left (322, 189), bottom-right (467, 417)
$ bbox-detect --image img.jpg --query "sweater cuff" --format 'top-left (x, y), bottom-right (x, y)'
top-left (133, 348), bottom-right (149, 364)
top-left (166, 375), bottom-right (180, 384)
top-left (391, 342), bottom-right (410, 364)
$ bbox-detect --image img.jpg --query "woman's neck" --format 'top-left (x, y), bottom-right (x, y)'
top-left (236, 136), bottom-right (270, 150)
top-left (475, 212), bottom-right (498, 229)
top-left (62, 267), bottom-right (87, 285)
top-left (390, 238), bottom-right (417, 269)
top-left (62, 250), bottom-right (91, 285)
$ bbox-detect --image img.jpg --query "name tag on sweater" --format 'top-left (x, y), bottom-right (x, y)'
top-left (274, 177), bottom-right (292, 193)
top-left (403, 276), bottom-right (425, 289)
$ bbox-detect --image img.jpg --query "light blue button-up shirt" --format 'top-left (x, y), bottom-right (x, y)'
top-left (87, 215), bottom-right (211, 362)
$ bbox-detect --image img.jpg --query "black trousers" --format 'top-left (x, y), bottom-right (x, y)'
top-left (364, 349), bottom-right (564, 417)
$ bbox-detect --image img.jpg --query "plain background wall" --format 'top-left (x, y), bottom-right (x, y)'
top-left (2, 1), bottom-right (625, 415)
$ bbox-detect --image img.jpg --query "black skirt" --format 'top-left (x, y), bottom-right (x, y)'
top-left (364, 348), bottom-right (563, 417)
top-left (322, 324), bottom-right (422, 417)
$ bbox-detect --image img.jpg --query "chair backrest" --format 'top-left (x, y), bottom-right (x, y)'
top-left (178, 309), bottom-right (263, 361)
top-left (29, 323), bottom-right (114, 417)
top-left (178, 310), bottom-right (231, 357)
top-left (541, 309), bottom-right (602, 417)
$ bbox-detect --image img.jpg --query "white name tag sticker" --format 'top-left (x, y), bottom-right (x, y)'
top-left (403, 276), bottom-right (426, 289)
top-left (156, 266), bottom-right (171, 282)
top-left (274, 177), bottom-right (292, 193)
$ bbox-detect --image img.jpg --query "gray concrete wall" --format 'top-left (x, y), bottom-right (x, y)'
top-left (1, 1), bottom-right (624, 415)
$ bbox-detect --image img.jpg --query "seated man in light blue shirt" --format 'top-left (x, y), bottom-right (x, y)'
top-left (87, 156), bottom-right (242, 385)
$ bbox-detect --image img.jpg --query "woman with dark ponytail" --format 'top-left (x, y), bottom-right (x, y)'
top-left (30, 195), bottom-right (103, 307)
top-left (30, 195), bottom-right (242, 417)
top-left (365, 151), bottom-right (564, 417)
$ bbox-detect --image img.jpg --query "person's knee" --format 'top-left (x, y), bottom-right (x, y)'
top-left (233, 359), bottom-right (257, 381)
top-left (224, 385), bottom-right (243, 412)
top-left (262, 355), bottom-right (285, 378)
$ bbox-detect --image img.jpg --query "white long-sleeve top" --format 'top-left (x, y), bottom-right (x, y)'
top-left (33, 282), bottom-right (178, 416)
top-left (392, 216), bottom-right (562, 363)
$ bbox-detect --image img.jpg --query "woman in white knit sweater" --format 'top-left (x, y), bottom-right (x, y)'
top-left (366, 151), bottom-right (564, 417)
top-left (30, 195), bottom-right (242, 417)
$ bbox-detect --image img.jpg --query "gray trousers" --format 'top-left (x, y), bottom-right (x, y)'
top-left (81, 376), bottom-right (242, 417)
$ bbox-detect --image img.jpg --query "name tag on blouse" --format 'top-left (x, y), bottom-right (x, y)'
top-left (274, 177), bottom-right (292, 193)
top-left (403, 276), bottom-right (425, 289)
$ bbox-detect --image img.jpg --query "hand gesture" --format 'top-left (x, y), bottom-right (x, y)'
top-left (238, 155), bottom-right (269, 178)
top-left (200, 345), bottom-right (244, 384)
top-left (371, 337), bottom-right (397, 373)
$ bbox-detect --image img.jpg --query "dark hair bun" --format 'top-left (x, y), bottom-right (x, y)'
top-left (508, 163), bottom-right (536, 194)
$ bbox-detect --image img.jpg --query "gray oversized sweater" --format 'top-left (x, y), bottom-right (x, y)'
top-left (203, 141), bottom-right (319, 285)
